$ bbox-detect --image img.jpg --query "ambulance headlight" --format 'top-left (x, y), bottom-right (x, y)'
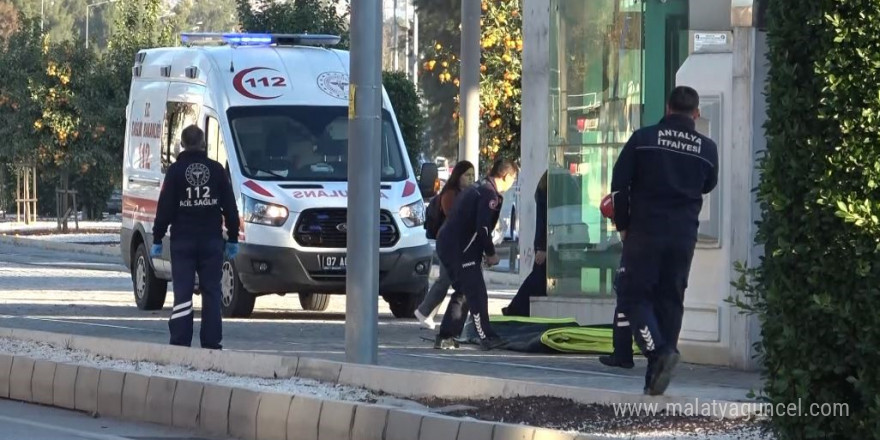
top-left (243, 195), bottom-right (289, 227)
top-left (399, 200), bottom-right (425, 227)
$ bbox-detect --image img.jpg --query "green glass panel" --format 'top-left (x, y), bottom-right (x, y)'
top-left (546, 0), bottom-right (691, 298)
top-left (547, 0), bottom-right (642, 297)
top-left (643, 0), bottom-right (690, 123)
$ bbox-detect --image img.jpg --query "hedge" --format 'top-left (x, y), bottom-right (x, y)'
top-left (382, 70), bottom-right (426, 169)
top-left (736, 1), bottom-right (880, 438)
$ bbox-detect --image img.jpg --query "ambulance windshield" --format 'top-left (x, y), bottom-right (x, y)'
top-left (227, 106), bottom-right (408, 182)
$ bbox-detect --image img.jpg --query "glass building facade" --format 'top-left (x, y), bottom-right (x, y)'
top-left (546, 0), bottom-right (691, 297)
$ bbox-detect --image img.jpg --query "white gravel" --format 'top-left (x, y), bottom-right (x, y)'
top-left (25, 233), bottom-right (120, 244)
top-left (0, 337), bottom-right (377, 402)
top-left (0, 220), bottom-right (121, 232)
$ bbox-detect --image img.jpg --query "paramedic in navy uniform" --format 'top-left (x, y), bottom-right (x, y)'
top-left (435, 158), bottom-right (519, 350)
top-left (610, 86), bottom-right (718, 395)
top-left (151, 125), bottom-right (241, 350)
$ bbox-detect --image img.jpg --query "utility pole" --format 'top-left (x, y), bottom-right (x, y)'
top-left (392, 0), bottom-right (399, 71)
top-left (404, 0), bottom-right (409, 76)
top-left (346, 0), bottom-right (382, 365)
top-left (459, 0), bottom-right (480, 172)
top-left (412, 10), bottom-right (419, 86)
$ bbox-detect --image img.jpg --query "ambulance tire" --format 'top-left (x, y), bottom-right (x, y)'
top-left (385, 284), bottom-right (427, 319)
top-left (299, 293), bottom-right (331, 312)
top-left (133, 244), bottom-right (168, 311)
top-left (221, 259), bottom-right (256, 318)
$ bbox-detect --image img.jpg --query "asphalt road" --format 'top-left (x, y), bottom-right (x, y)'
top-left (0, 242), bottom-right (760, 401)
top-left (0, 399), bottom-right (226, 440)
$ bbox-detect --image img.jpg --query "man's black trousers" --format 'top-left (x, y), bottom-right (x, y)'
top-left (616, 232), bottom-right (696, 359)
top-left (610, 263), bottom-right (634, 360)
top-left (505, 261), bottom-right (547, 317)
top-left (436, 252), bottom-right (497, 341)
top-left (169, 237), bottom-right (224, 349)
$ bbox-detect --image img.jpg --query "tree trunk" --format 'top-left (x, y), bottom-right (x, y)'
top-left (60, 173), bottom-right (70, 233)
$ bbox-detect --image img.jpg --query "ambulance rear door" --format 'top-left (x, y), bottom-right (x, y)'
top-left (123, 81), bottom-right (168, 258)
top-left (150, 82), bottom-right (205, 274)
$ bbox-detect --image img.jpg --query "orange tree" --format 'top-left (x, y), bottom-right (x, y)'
top-left (0, 0), bottom-right (171, 221)
top-left (417, 0), bottom-right (522, 164)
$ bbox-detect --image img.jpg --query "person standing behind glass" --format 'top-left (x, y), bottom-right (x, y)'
top-left (503, 171), bottom-right (548, 317)
top-left (415, 161), bottom-right (475, 330)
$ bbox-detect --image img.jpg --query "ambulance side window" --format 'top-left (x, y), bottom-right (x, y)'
top-left (162, 101), bottom-right (199, 173)
top-left (205, 116), bottom-right (228, 168)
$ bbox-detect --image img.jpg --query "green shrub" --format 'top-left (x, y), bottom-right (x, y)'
top-left (736, 1), bottom-right (880, 438)
top-left (236, 0), bottom-right (349, 49)
top-left (382, 70), bottom-right (425, 169)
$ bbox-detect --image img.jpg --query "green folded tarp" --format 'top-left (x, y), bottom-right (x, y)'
top-left (462, 316), bottom-right (641, 355)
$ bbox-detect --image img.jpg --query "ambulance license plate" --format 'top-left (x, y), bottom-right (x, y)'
top-left (319, 255), bottom-right (347, 271)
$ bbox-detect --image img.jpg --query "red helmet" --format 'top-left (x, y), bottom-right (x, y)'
top-left (600, 193), bottom-right (615, 220)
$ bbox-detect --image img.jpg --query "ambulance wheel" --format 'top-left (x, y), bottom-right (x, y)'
top-left (221, 259), bottom-right (255, 318)
top-left (299, 293), bottom-right (330, 312)
top-left (133, 244), bottom-right (167, 311)
top-left (385, 285), bottom-right (427, 319)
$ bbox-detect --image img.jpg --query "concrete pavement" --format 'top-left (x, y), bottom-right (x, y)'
top-left (1, 348), bottom-right (590, 440)
top-left (0, 242), bottom-right (762, 403)
top-left (0, 398), bottom-right (226, 439)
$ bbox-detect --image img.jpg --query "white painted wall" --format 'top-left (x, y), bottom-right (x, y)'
top-left (742, 29), bottom-right (768, 370)
top-left (518, 0), bottom-right (550, 285)
top-left (675, 53), bottom-right (734, 363)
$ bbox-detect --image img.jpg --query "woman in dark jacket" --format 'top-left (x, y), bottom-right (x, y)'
top-left (415, 160), bottom-right (475, 330)
top-left (503, 171), bottom-right (548, 316)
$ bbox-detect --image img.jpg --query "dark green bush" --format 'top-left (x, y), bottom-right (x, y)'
top-left (736, 1), bottom-right (880, 438)
top-left (382, 70), bottom-right (426, 169)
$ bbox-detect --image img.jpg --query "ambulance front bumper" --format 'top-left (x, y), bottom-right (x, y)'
top-left (235, 243), bottom-right (433, 295)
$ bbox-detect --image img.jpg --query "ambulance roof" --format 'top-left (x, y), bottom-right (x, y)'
top-left (134, 34), bottom-right (356, 109)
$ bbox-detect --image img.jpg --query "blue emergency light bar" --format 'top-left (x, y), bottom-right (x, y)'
top-left (179, 32), bottom-right (341, 47)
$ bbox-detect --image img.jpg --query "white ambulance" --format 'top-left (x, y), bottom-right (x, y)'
top-left (121, 33), bottom-right (439, 319)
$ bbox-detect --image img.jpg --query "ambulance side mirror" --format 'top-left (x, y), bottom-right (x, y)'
top-left (418, 163), bottom-right (439, 198)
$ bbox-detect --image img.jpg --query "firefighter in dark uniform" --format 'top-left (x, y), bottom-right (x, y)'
top-left (599, 196), bottom-right (635, 369)
top-left (434, 158), bottom-right (519, 350)
top-left (599, 271), bottom-right (635, 369)
top-left (151, 125), bottom-right (241, 350)
top-left (610, 86), bottom-right (718, 395)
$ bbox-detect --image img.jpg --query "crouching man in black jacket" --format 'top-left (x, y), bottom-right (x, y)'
top-left (610, 86), bottom-right (718, 395)
top-left (151, 125), bottom-right (241, 350)
top-left (434, 158), bottom-right (519, 350)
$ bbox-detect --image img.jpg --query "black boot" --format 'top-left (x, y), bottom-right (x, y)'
top-left (599, 355), bottom-right (634, 369)
top-left (646, 351), bottom-right (680, 396)
top-left (479, 336), bottom-right (506, 351)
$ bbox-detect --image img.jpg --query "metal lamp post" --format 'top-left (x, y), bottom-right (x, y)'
top-left (346, 0), bottom-right (383, 365)
top-left (459, 0), bottom-right (480, 171)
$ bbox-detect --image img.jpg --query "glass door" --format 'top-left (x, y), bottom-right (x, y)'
top-left (546, 0), bottom-right (690, 297)
top-left (547, 0), bottom-right (644, 297)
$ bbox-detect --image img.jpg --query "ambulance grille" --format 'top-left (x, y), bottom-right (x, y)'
top-left (294, 208), bottom-right (399, 248)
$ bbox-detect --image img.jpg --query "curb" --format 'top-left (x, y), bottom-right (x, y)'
top-left (0, 234), bottom-right (119, 257)
top-left (0, 327), bottom-right (757, 418)
top-left (0, 352), bottom-right (590, 440)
